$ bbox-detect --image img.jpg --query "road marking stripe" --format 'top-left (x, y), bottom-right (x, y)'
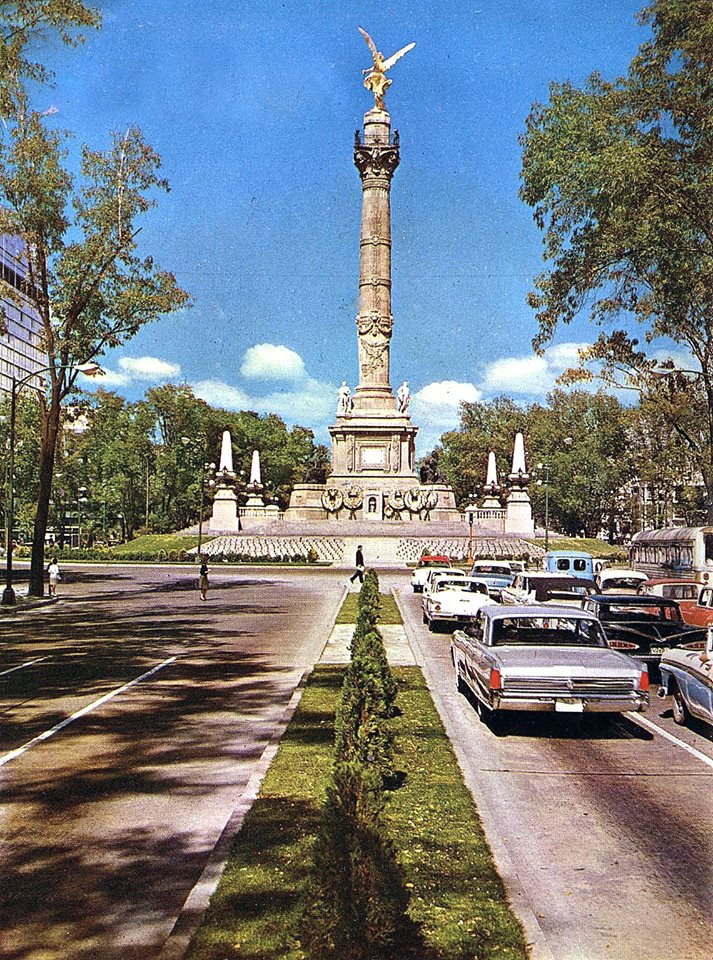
top-left (628, 714), bottom-right (713, 770)
top-left (0, 657), bottom-right (47, 677)
top-left (0, 656), bottom-right (177, 768)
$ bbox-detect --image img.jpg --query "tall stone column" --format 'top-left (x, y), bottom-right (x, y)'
top-left (353, 108), bottom-right (400, 411)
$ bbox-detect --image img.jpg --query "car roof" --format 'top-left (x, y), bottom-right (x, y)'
top-left (519, 571), bottom-right (577, 580)
top-left (599, 568), bottom-right (647, 578)
top-left (545, 550), bottom-right (593, 558)
top-left (587, 594), bottom-right (678, 605)
top-left (644, 578), bottom-right (698, 586)
top-left (418, 555), bottom-right (450, 563)
top-left (481, 604), bottom-right (596, 620)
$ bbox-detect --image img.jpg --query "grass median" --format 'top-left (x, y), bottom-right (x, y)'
top-left (186, 664), bottom-right (528, 960)
top-left (335, 591), bottom-right (402, 625)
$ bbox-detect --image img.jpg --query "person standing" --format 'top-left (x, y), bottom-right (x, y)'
top-left (199, 556), bottom-right (209, 601)
top-left (47, 557), bottom-right (61, 597)
top-left (349, 544), bottom-right (365, 584)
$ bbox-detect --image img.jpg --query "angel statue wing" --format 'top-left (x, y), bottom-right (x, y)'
top-left (358, 26), bottom-right (379, 64)
top-left (381, 42), bottom-right (416, 73)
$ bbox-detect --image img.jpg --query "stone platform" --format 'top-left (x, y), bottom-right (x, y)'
top-left (185, 518), bottom-right (543, 568)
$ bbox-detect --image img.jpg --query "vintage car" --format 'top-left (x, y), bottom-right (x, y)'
top-left (581, 594), bottom-right (707, 678)
top-left (410, 555), bottom-right (452, 592)
top-left (421, 568), bottom-right (466, 598)
top-left (451, 604), bottom-right (649, 718)
top-left (543, 549), bottom-right (595, 580)
top-left (468, 560), bottom-right (514, 599)
top-left (595, 568), bottom-right (649, 593)
top-left (422, 577), bottom-right (493, 632)
top-left (658, 628), bottom-right (713, 728)
top-left (501, 571), bottom-right (597, 606)
top-left (671, 584), bottom-right (713, 629)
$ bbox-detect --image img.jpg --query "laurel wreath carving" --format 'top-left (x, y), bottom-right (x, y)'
top-left (321, 487), bottom-right (344, 513)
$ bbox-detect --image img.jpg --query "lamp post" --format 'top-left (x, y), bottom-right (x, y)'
top-left (197, 461), bottom-right (216, 555)
top-left (2, 362), bottom-right (102, 606)
top-left (77, 487), bottom-right (88, 548)
top-left (466, 495), bottom-right (476, 566)
top-left (536, 462), bottom-right (551, 552)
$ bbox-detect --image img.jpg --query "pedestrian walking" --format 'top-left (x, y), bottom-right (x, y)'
top-left (349, 544), bottom-right (365, 584)
top-left (199, 556), bottom-right (209, 600)
top-left (47, 557), bottom-right (61, 597)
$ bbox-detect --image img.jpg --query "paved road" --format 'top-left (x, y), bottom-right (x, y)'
top-left (388, 575), bottom-right (713, 960)
top-left (0, 564), bottom-right (345, 960)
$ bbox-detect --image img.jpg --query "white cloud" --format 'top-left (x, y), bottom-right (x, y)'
top-left (90, 368), bottom-right (131, 387)
top-left (240, 343), bottom-right (306, 381)
top-left (411, 380), bottom-right (482, 454)
top-left (192, 380), bottom-right (251, 409)
top-left (192, 376), bottom-right (336, 431)
top-left (481, 342), bottom-right (590, 396)
top-left (118, 356), bottom-right (182, 380)
top-left (81, 354), bottom-right (181, 388)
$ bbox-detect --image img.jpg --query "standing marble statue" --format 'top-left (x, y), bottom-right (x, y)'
top-left (337, 381), bottom-right (353, 414)
top-left (397, 380), bottom-right (410, 413)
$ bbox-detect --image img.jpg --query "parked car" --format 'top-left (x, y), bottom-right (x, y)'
top-left (410, 555), bottom-right (452, 592)
top-left (595, 568), bottom-right (649, 593)
top-left (658, 627), bottom-right (713, 728)
top-left (422, 568), bottom-right (466, 597)
top-left (581, 594), bottom-right (707, 678)
top-left (422, 577), bottom-right (493, 632)
top-left (507, 560), bottom-right (527, 574)
top-left (501, 572), bottom-right (597, 605)
top-left (451, 604), bottom-right (649, 719)
top-left (670, 584), bottom-right (713, 629)
top-left (543, 550), bottom-right (595, 580)
top-left (468, 560), bottom-right (514, 599)
top-left (637, 579), bottom-right (701, 601)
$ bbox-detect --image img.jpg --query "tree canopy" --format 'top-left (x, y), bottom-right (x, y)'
top-left (520, 0), bottom-right (713, 515)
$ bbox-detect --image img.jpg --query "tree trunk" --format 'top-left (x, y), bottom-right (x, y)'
top-left (29, 400), bottom-right (61, 597)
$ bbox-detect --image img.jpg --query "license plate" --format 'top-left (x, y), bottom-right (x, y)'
top-left (555, 699), bottom-right (584, 713)
top-left (650, 646), bottom-right (666, 655)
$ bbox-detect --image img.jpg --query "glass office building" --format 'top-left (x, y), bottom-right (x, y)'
top-left (0, 234), bottom-right (45, 394)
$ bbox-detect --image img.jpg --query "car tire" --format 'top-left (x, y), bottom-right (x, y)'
top-left (428, 618), bottom-right (437, 632)
top-left (422, 610), bottom-right (428, 624)
top-left (672, 685), bottom-right (688, 726)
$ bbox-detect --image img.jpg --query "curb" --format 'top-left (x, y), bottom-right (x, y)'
top-left (157, 582), bottom-right (347, 959)
top-left (391, 588), bottom-right (556, 960)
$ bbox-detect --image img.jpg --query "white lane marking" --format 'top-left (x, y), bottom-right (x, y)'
top-left (0, 657), bottom-right (47, 677)
top-left (628, 714), bottom-right (713, 771)
top-left (0, 656), bottom-right (177, 768)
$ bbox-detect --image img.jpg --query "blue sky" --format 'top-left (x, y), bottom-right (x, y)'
top-left (37, 0), bottom-right (648, 451)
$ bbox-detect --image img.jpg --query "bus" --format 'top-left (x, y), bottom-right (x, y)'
top-left (628, 527), bottom-right (713, 584)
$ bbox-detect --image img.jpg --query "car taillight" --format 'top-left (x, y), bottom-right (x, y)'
top-left (489, 668), bottom-right (502, 690)
top-left (639, 670), bottom-right (650, 692)
top-left (680, 640), bottom-right (705, 650)
top-left (608, 640), bottom-right (639, 650)
top-left (434, 603), bottom-right (441, 612)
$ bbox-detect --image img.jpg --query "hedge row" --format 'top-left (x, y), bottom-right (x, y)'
top-left (17, 547), bottom-right (321, 564)
top-left (302, 570), bottom-right (410, 959)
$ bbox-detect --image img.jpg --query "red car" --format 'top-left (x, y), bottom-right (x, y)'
top-left (638, 579), bottom-right (704, 625)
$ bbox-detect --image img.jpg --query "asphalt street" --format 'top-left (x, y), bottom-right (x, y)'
top-left (388, 575), bottom-right (713, 960)
top-left (0, 564), bottom-right (345, 960)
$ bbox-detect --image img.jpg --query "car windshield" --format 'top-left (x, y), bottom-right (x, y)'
top-left (603, 577), bottom-right (646, 590)
top-left (599, 603), bottom-right (682, 623)
top-left (418, 559), bottom-right (449, 569)
top-left (474, 564), bottom-right (510, 575)
top-left (436, 579), bottom-right (468, 591)
top-left (491, 616), bottom-right (607, 647)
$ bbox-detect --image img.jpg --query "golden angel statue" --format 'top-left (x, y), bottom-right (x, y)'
top-left (358, 26), bottom-right (415, 111)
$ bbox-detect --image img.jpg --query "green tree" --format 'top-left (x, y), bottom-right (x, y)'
top-left (528, 390), bottom-right (631, 538)
top-left (1, 102), bottom-right (189, 589)
top-left (438, 397), bottom-right (527, 506)
top-left (520, 0), bottom-right (713, 518)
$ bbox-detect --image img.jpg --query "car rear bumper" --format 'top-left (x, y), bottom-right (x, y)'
top-left (490, 694), bottom-right (649, 713)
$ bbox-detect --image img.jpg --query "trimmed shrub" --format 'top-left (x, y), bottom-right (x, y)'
top-left (354, 631), bottom-right (398, 717)
top-left (301, 761), bottom-right (410, 960)
top-left (334, 659), bottom-right (393, 776)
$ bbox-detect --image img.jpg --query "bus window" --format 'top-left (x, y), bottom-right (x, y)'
top-left (705, 534), bottom-right (713, 564)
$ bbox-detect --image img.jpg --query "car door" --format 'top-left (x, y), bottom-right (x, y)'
top-left (685, 654), bottom-right (713, 721)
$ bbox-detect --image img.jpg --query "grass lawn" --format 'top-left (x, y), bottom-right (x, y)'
top-left (335, 591), bottom-right (403, 624)
top-left (109, 534), bottom-right (200, 555)
top-left (186, 665), bottom-right (528, 960)
top-left (533, 536), bottom-right (628, 560)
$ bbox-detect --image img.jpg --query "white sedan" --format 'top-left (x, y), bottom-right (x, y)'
top-left (422, 577), bottom-right (494, 632)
